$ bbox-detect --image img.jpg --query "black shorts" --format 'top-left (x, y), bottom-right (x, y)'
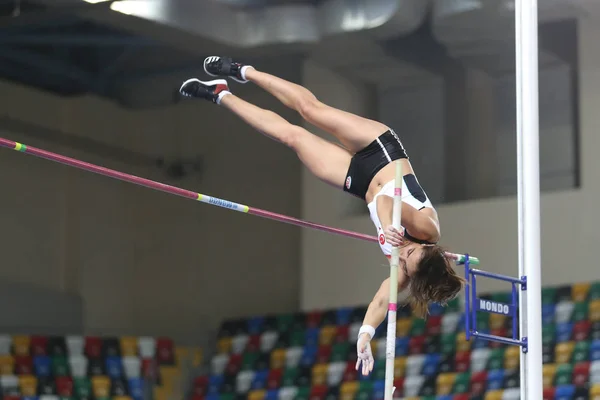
top-left (343, 129), bottom-right (408, 201)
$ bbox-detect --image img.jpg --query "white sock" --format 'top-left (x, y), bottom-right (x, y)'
top-left (216, 90), bottom-right (231, 105)
top-left (240, 65), bottom-right (254, 81)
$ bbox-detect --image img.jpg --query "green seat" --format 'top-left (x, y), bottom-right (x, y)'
top-left (52, 356), bottom-right (70, 377)
top-left (542, 288), bottom-right (557, 305)
top-left (74, 377), bottom-right (92, 399)
top-left (554, 363), bottom-right (573, 386)
top-left (282, 367), bottom-right (298, 386)
top-left (446, 298), bottom-right (460, 313)
top-left (294, 386), bottom-right (310, 400)
top-left (220, 394), bottom-right (235, 400)
top-left (441, 333), bottom-right (456, 354)
top-left (453, 372), bottom-right (470, 394)
top-left (491, 292), bottom-right (512, 304)
top-left (590, 283), bottom-right (600, 300)
top-left (331, 342), bottom-right (350, 362)
top-left (476, 315), bottom-right (490, 331)
top-left (59, 397), bottom-right (75, 400)
top-left (410, 318), bottom-right (426, 336)
top-left (488, 349), bottom-right (505, 370)
top-left (241, 352), bottom-right (259, 370)
top-left (572, 302), bottom-right (588, 322)
top-left (421, 397), bottom-right (437, 400)
top-left (277, 314), bottom-right (294, 332)
top-left (542, 325), bottom-right (556, 345)
top-left (355, 381), bottom-right (373, 400)
top-left (373, 360), bottom-right (386, 380)
top-left (290, 329), bottom-right (305, 347)
top-left (573, 341), bottom-right (590, 363)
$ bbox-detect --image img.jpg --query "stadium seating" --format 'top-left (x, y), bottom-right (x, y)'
top-left (192, 280), bottom-right (600, 399)
top-left (0, 335), bottom-right (197, 400)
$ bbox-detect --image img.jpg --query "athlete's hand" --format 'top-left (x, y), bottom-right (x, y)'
top-left (384, 225), bottom-right (404, 247)
top-left (355, 333), bottom-right (374, 376)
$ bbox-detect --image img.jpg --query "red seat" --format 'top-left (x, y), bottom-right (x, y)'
top-left (408, 336), bottom-right (425, 355)
top-left (454, 351), bottom-right (471, 373)
top-left (342, 361), bottom-right (357, 382)
top-left (335, 326), bottom-right (349, 343)
top-left (156, 337), bottom-right (175, 365)
top-left (190, 395), bottom-right (205, 400)
top-left (573, 321), bottom-right (591, 341)
top-left (470, 371), bottom-right (488, 396)
top-left (192, 376), bottom-right (209, 396)
top-left (85, 337), bottom-right (102, 359)
top-left (306, 311), bottom-right (322, 328)
top-left (266, 368), bottom-right (283, 390)
top-left (489, 329), bottom-right (507, 348)
top-left (317, 345), bottom-right (332, 363)
top-left (310, 384), bottom-right (328, 400)
top-left (425, 316), bottom-right (443, 336)
top-left (573, 361), bottom-right (590, 386)
top-left (393, 378), bottom-right (404, 396)
top-left (14, 356), bottom-right (33, 375)
top-left (543, 387), bottom-right (555, 400)
top-left (30, 336), bottom-right (48, 356)
top-left (141, 358), bottom-right (158, 380)
top-left (225, 354), bottom-right (242, 375)
top-left (4, 395), bottom-right (21, 400)
top-left (453, 395), bottom-right (469, 400)
top-left (56, 376), bottom-right (73, 396)
top-left (246, 335), bottom-right (261, 352)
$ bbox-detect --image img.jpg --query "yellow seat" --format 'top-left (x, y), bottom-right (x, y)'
top-left (311, 363), bottom-right (328, 386)
top-left (247, 389), bottom-right (266, 400)
top-left (456, 332), bottom-right (471, 352)
top-left (91, 376), bottom-right (111, 398)
top-left (394, 357), bottom-right (406, 378)
top-left (543, 364), bottom-right (557, 388)
top-left (489, 314), bottom-right (507, 330)
top-left (120, 337), bottom-right (138, 357)
top-left (590, 300), bottom-right (600, 322)
top-left (217, 337), bottom-right (232, 354)
top-left (270, 349), bottom-right (286, 369)
top-left (340, 381), bottom-right (359, 395)
top-left (319, 326), bottom-right (337, 346)
top-left (175, 347), bottom-right (190, 368)
top-left (396, 318), bottom-right (412, 337)
top-left (404, 397), bottom-right (421, 400)
top-left (436, 372), bottom-right (457, 395)
top-left (484, 390), bottom-right (504, 400)
top-left (18, 375), bottom-right (37, 396)
top-left (113, 397), bottom-right (133, 400)
top-left (191, 347), bottom-right (202, 367)
top-left (153, 386), bottom-right (167, 400)
top-left (555, 342), bottom-right (575, 364)
top-left (572, 283), bottom-right (590, 302)
top-left (504, 347), bottom-right (520, 370)
top-left (0, 355), bottom-right (14, 375)
top-left (12, 336), bottom-right (30, 356)
top-left (370, 339), bottom-right (378, 356)
top-left (590, 383), bottom-right (600, 399)
top-left (159, 366), bottom-right (181, 391)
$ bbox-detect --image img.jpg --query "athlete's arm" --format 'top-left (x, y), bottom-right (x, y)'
top-left (376, 195), bottom-right (439, 242)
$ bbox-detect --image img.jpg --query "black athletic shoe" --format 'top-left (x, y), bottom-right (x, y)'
top-left (179, 78), bottom-right (229, 103)
top-left (203, 56), bottom-right (249, 84)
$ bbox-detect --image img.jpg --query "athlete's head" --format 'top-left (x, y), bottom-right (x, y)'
top-left (399, 243), bottom-right (465, 318)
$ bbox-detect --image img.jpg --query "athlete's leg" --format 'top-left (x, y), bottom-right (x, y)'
top-left (179, 78), bottom-right (351, 188)
top-left (203, 57), bottom-right (389, 153)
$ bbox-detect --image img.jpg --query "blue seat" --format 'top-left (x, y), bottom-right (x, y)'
top-left (336, 308), bottom-right (352, 325)
top-left (265, 389), bottom-right (279, 400)
top-left (556, 322), bottom-right (574, 343)
top-left (208, 374), bottom-right (224, 395)
top-left (436, 396), bottom-right (453, 400)
top-left (251, 369), bottom-right (269, 390)
top-left (486, 369), bottom-right (505, 391)
top-left (422, 354), bottom-right (441, 376)
top-left (300, 344), bottom-right (317, 366)
top-left (473, 336), bottom-right (490, 350)
top-left (305, 328), bottom-right (319, 347)
top-left (205, 395), bottom-right (220, 400)
top-left (590, 339), bottom-right (600, 361)
top-left (247, 317), bottom-right (265, 334)
top-left (395, 337), bottom-right (410, 356)
top-left (542, 305), bottom-right (556, 325)
top-left (128, 378), bottom-right (144, 400)
top-left (371, 380), bottom-right (385, 399)
top-left (429, 303), bottom-right (445, 316)
top-left (33, 356), bottom-right (51, 377)
top-left (105, 356), bottom-right (123, 379)
top-left (554, 384), bottom-right (575, 400)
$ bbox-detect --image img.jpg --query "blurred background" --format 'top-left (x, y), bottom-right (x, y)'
top-left (0, 0), bottom-right (599, 399)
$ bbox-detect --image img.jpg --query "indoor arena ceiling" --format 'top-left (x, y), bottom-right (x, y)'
top-left (0, 0), bottom-right (595, 109)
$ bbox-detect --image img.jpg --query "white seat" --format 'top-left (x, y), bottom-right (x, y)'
top-left (236, 370), bottom-right (255, 394)
top-left (260, 331), bottom-right (279, 353)
top-left (375, 338), bottom-right (387, 360)
top-left (68, 355), bottom-right (88, 378)
top-left (39, 396), bottom-right (60, 400)
top-left (0, 335), bottom-right (11, 355)
top-left (285, 347), bottom-right (303, 368)
top-left (502, 387), bottom-right (521, 400)
top-left (326, 361), bottom-right (346, 386)
top-left (66, 335), bottom-right (84, 356)
top-left (349, 323), bottom-right (362, 341)
top-left (123, 356), bottom-right (141, 379)
top-left (0, 375), bottom-right (19, 392)
top-left (138, 337), bottom-right (156, 358)
top-left (471, 348), bottom-right (491, 373)
top-left (211, 354), bottom-right (229, 376)
top-left (591, 360), bottom-right (600, 375)
top-left (403, 375), bottom-right (425, 397)
top-left (555, 301), bottom-right (575, 324)
top-left (278, 386), bottom-right (298, 400)
top-left (231, 334), bottom-right (249, 354)
top-left (442, 313), bottom-right (461, 334)
top-left (405, 355), bottom-right (426, 377)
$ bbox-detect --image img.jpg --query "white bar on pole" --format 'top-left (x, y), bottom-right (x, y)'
top-left (384, 160), bottom-right (403, 399)
top-left (516, 0), bottom-right (543, 398)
